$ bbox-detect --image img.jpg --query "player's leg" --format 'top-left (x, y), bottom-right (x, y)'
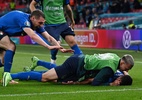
top-left (4, 71), bottom-right (43, 86)
top-left (0, 34), bottom-right (16, 86)
top-left (11, 68), bottom-right (60, 82)
top-left (4, 55), bottom-right (82, 86)
top-left (50, 47), bottom-right (59, 64)
top-left (1, 37), bottom-right (15, 72)
top-left (42, 55), bottom-right (81, 82)
top-left (60, 23), bottom-right (83, 54)
top-left (29, 56), bottom-right (57, 71)
top-left (0, 48), bottom-right (5, 67)
top-left (0, 49), bottom-right (18, 85)
top-left (65, 35), bottom-right (83, 54)
top-left (11, 71), bottom-right (42, 81)
top-left (44, 25), bottom-right (60, 64)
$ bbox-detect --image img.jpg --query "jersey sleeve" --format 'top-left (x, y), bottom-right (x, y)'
top-left (35, 27), bottom-right (46, 34)
top-left (16, 16), bottom-right (31, 29)
top-left (91, 67), bottom-right (114, 86)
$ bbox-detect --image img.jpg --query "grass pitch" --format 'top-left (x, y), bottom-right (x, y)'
top-left (0, 44), bottom-right (142, 100)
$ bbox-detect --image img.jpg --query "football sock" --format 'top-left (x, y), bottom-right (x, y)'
top-left (38, 60), bottom-right (56, 69)
top-left (4, 50), bottom-right (15, 72)
top-left (11, 71), bottom-right (42, 81)
top-left (50, 49), bottom-right (58, 60)
top-left (71, 44), bottom-right (83, 54)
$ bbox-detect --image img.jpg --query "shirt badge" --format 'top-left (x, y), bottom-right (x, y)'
top-left (24, 21), bottom-right (30, 27)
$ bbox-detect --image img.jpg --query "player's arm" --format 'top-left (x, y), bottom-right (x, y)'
top-left (75, 78), bottom-right (94, 84)
top-left (109, 79), bottom-right (121, 86)
top-left (64, 4), bottom-right (75, 30)
top-left (23, 27), bottom-right (62, 50)
top-left (123, 71), bottom-right (129, 75)
top-left (91, 67), bottom-right (114, 86)
top-left (29, 0), bottom-right (37, 12)
top-left (41, 31), bottom-right (61, 46)
top-left (61, 78), bottom-right (93, 85)
top-left (40, 31), bottom-right (73, 53)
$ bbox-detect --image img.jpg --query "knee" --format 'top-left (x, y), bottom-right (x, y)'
top-left (41, 74), bottom-right (50, 82)
top-left (10, 43), bottom-right (16, 51)
top-left (65, 36), bottom-right (77, 46)
top-left (8, 43), bottom-right (16, 51)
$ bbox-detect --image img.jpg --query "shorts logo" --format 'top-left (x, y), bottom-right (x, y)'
top-left (122, 30), bottom-right (131, 49)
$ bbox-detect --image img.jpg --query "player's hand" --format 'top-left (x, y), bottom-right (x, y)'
top-left (59, 48), bottom-right (74, 53)
top-left (10, 80), bottom-right (19, 84)
top-left (70, 21), bottom-right (75, 30)
top-left (48, 46), bottom-right (63, 50)
top-left (62, 81), bottom-right (74, 84)
top-left (110, 80), bottom-right (120, 86)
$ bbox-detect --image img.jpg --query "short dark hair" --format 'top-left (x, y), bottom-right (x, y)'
top-left (30, 9), bottom-right (45, 19)
top-left (120, 75), bottom-right (133, 85)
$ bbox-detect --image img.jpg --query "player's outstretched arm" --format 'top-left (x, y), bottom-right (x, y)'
top-left (42, 31), bottom-right (74, 53)
top-left (41, 31), bottom-right (61, 47)
top-left (23, 28), bottom-right (61, 50)
top-left (62, 78), bottom-right (93, 85)
top-left (29, 0), bottom-right (37, 12)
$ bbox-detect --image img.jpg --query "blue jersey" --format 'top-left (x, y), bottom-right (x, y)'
top-left (0, 10), bottom-right (45, 36)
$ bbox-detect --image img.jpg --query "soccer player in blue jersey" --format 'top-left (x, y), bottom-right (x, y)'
top-left (29, 0), bottom-right (83, 64)
top-left (4, 53), bottom-right (134, 86)
top-left (0, 9), bottom-right (73, 86)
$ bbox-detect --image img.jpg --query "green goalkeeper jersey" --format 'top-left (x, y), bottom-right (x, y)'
top-left (84, 53), bottom-right (120, 73)
top-left (42, 0), bottom-right (66, 24)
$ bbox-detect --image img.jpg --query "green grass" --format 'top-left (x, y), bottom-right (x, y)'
top-left (0, 44), bottom-right (142, 100)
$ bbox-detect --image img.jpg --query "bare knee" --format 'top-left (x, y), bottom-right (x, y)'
top-left (41, 69), bottom-right (58, 82)
top-left (8, 43), bottom-right (16, 51)
top-left (65, 36), bottom-right (77, 47)
top-left (41, 74), bottom-right (53, 82)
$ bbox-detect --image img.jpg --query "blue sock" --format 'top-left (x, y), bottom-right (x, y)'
top-left (50, 49), bottom-right (58, 60)
top-left (0, 59), bottom-right (4, 67)
top-left (11, 71), bottom-right (42, 81)
top-left (71, 44), bottom-right (83, 54)
top-left (4, 50), bottom-right (15, 72)
top-left (37, 60), bottom-right (56, 69)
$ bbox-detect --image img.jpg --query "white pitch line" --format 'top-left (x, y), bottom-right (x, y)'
top-left (0, 88), bottom-right (142, 97)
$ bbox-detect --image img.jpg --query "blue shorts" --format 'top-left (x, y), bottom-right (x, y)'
top-left (54, 54), bottom-right (85, 82)
top-left (44, 23), bottom-right (75, 41)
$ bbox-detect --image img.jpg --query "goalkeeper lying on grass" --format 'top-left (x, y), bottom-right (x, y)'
top-left (4, 53), bottom-right (134, 86)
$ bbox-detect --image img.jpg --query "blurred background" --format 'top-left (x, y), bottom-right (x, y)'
top-left (1, 0), bottom-right (142, 30)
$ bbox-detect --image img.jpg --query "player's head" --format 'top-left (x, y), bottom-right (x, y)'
top-left (119, 54), bottom-right (134, 71)
top-left (120, 75), bottom-right (133, 85)
top-left (30, 9), bottom-right (45, 27)
top-left (114, 75), bottom-right (133, 86)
